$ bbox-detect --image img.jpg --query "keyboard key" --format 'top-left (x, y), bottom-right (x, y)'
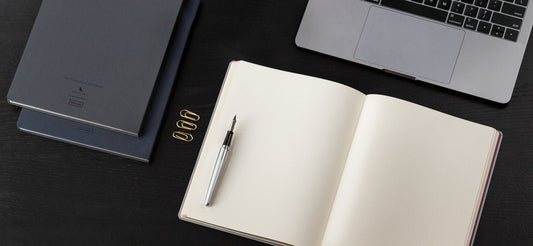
top-left (464, 17), bottom-right (479, 30)
top-left (425, 0), bottom-right (439, 6)
top-left (438, 0), bottom-right (453, 10)
top-left (464, 5), bottom-right (479, 17)
top-left (461, 0), bottom-right (474, 4)
top-left (412, 0), bottom-right (424, 3)
top-left (490, 24), bottom-right (505, 37)
top-left (492, 12), bottom-right (523, 29)
top-left (451, 1), bottom-right (466, 13)
top-left (478, 9), bottom-right (492, 21)
top-left (381, 0), bottom-right (449, 22)
top-left (448, 13), bottom-right (466, 26)
top-left (504, 28), bottom-right (519, 41)
top-left (514, 0), bottom-right (528, 6)
top-left (488, 0), bottom-right (503, 10)
top-left (477, 21), bottom-right (492, 33)
top-left (501, 3), bottom-right (526, 18)
top-left (475, 0), bottom-right (489, 7)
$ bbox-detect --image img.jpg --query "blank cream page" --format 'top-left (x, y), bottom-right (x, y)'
top-left (321, 95), bottom-right (498, 246)
top-left (180, 61), bottom-right (366, 246)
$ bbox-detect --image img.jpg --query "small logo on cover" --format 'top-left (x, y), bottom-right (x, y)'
top-left (68, 99), bottom-right (84, 108)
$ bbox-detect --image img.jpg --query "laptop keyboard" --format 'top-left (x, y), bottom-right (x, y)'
top-left (364, 0), bottom-right (528, 42)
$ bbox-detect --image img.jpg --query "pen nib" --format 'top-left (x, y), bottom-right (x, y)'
top-left (230, 115), bottom-right (237, 132)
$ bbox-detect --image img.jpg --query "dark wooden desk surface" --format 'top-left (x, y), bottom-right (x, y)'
top-left (1, 0), bottom-right (532, 245)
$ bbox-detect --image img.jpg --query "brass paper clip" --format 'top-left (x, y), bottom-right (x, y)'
top-left (180, 109), bottom-right (200, 121)
top-left (176, 120), bottom-right (197, 131)
top-left (173, 131), bottom-right (193, 142)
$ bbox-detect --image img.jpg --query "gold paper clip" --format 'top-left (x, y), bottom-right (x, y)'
top-left (176, 120), bottom-right (197, 131)
top-left (172, 131), bottom-right (193, 142)
top-left (180, 109), bottom-right (200, 121)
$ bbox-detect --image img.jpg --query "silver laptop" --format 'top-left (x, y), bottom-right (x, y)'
top-left (296, 0), bottom-right (532, 103)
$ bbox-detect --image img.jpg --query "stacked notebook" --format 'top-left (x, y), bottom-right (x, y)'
top-left (7, 0), bottom-right (199, 162)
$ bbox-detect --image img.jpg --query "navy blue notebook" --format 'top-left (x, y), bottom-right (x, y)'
top-left (16, 0), bottom-right (199, 162)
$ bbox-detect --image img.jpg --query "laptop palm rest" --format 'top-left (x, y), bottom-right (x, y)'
top-left (354, 7), bottom-right (465, 84)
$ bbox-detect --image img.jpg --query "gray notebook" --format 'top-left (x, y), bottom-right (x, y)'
top-left (7, 0), bottom-right (184, 136)
top-left (16, 0), bottom-right (199, 163)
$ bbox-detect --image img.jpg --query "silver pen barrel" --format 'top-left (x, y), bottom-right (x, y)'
top-left (205, 145), bottom-right (229, 206)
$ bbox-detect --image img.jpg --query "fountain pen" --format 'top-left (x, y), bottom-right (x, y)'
top-left (205, 115), bottom-right (236, 206)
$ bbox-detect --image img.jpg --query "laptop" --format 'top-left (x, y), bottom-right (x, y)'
top-left (16, 0), bottom-right (200, 163)
top-left (296, 0), bottom-right (533, 103)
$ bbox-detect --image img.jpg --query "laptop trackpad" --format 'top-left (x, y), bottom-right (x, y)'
top-left (354, 7), bottom-right (465, 84)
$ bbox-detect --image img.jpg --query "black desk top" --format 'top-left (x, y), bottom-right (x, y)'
top-left (1, 0), bottom-right (532, 245)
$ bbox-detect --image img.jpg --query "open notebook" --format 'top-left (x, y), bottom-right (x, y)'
top-left (179, 61), bottom-right (502, 246)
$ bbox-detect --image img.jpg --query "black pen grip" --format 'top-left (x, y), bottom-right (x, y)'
top-left (223, 131), bottom-right (233, 146)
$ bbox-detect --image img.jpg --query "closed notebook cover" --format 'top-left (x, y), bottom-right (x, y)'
top-left (7, 0), bottom-right (184, 136)
top-left (16, 0), bottom-right (199, 163)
